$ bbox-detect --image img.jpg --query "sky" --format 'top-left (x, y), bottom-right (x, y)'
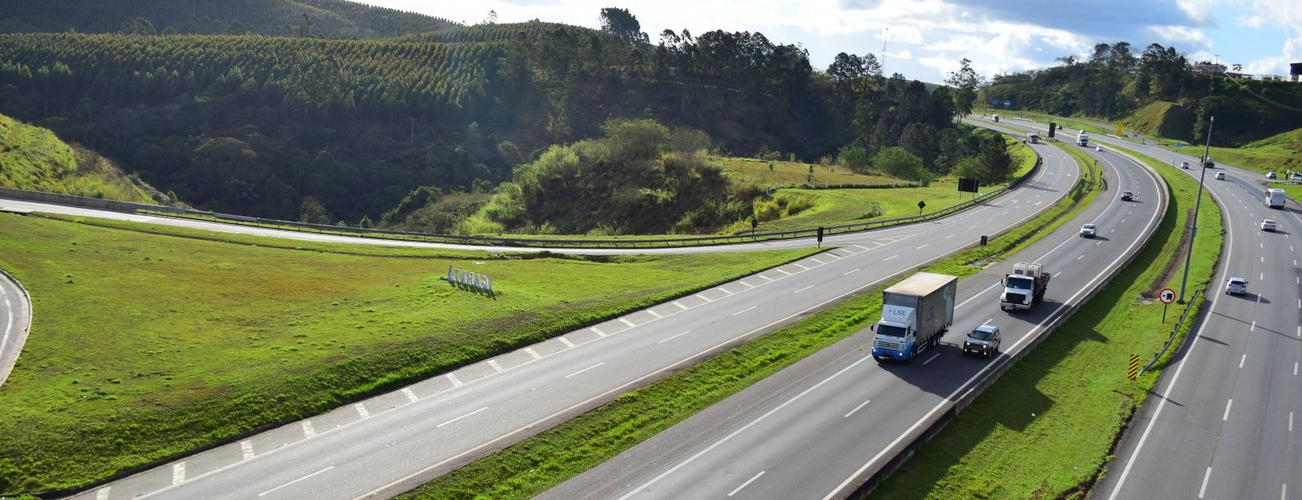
top-left (357, 0), bottom-right (1301, 84)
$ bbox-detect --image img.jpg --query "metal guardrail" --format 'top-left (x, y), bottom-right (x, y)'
top-left (1142, 288), bottom-right (1204, 374)
top-left (0, 156), bottom-right (1040, 250)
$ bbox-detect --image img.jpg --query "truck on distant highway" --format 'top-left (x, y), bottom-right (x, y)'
top-left (1026, 131), bottom-right (1039, 143)
top-left (1267, 188), bottom-right (1287, 209)
top-left (1076, 130), bottom-right (1089, 146)
top-left (871, 272), bottom-right (957, 362)
top-left (1000, 262), bottom-right (1050, 312)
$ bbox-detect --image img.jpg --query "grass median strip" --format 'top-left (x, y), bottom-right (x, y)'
top-left (869, 144), bottom-right (1221, 498)
top-left (0, 214), bottom-right (817, 493)
top-left (401, 144), bottom-right (1096, 499)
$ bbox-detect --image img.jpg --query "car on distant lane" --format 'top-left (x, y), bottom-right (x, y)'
top-left (1225, 277), bottom-right (1248, 295)
top-left (1261, 219), bottom-right (1277, 232)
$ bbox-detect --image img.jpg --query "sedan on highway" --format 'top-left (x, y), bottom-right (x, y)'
top-left (1214, 172), bottom-right (1225, 180)
top-left (1267, 171), bottom-right (1276, 179)
top-left (1121, 191), bottom-right (1133, 201)
top-left (1080, 223), bottom-right (1097, 238)
top-left (1225, 277), bottom-right (1248, 295)
top-left (1261, 219), bottom-right (1277, 232)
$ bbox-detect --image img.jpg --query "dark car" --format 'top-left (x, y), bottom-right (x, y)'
top-left (1121, 191), bottom-right (1133, 201)
top-left (964, 324), bottom-right (1001, 358)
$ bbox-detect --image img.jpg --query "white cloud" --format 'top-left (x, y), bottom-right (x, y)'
top-left (1148, 25), bottom-right (1211, 48)
top-left (1247, 36), bottom-right (1302, 74)
top-left (1176, 0), bottom-right (1216, 24)
top-left (1246, 0), bottom-right (1302, 33)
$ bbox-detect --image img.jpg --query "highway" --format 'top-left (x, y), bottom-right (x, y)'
top-left (0, 266), bottom-right (31, 386)
top-left (542, 128), bottom-right (1166, 499)
top-left (43, 137), bottom-right (1083, 499)
top-left (1043, 124), bottom-right (1302, 499)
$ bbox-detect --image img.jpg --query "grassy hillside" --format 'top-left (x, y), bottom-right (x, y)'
top-left (1124, 101), bottom-right (1193, 140)
top-left (0, 212), bottom-right (815, 493)
top-left (0, 0), bottom-right (457, 38)
top-left (0, 112), bottom-right (158, 203)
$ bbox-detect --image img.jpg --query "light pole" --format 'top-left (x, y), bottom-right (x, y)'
top-left (1178, 115), bottom-right (1213, 304)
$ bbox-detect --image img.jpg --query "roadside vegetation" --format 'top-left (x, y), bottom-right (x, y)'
top-left (871, 144), bottom-right (1222, 498)
top-left (400, 141), bottom-right (1098, 499)
top-left (0, 213), bottom-right (816, 493)
top-left (0, 112), bottom-right (160, 204)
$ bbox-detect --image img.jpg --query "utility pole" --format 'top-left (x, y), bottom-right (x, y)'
top-left (1178, 116), bottom-right (1213, 304)
top-left (881, 27), bottom-right (889, 73)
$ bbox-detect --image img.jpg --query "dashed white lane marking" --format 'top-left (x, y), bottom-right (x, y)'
top-left (241, 440), bottom-right (254, 460)
top-left (728, 471), bottom-right (766, 497)
top-left (525, 348), bottom-right (542, 360)
top-left (1110, 228), bottom-right (1116, 233)
top-left (647, 309), bottom-right (663, 319)
top-left (403, 387), bottom-right (418, 402)
top-left (96, 487), bottom-right (110, 500)
top-left (559, 337), bottom-right (576, 348)
top-left (810, 256), bottom-right (825, 265)
top-left (884, 255), bottom-right (898, 261)
top-left (1291, 412), bottom-right (1295, 432)
top-left (1223, 399), bottom-right (1233, 421)
top-left (854, 244), bottom-right (870, 251)
top-left (739, 280), bottom-right (755, 288)
top-left (1199, 467), bottom-right (1212, 498)
top-left (257, 466), bottom-right (334, 497)
top-left (1252, 321), bottom-right (1257, 331)
top-left (590, 326), bottom-right (607, 337)
top-left (1096, 241), bottom-right (1103, 246)
top-left (844, 398), bottom-right (872, 418)
top-left (673, 301), bottom-right (688, 310)
top-left (1262, 273), bottom-right (1266, 281)
top-left (775, 269), bottom-right (792, 276)
top-left (446, 373), bottom-right (463, 387)
top-left (302, 420), bottom-right (316, 438)
top-left (967, 225), bottom-right (978, 230)
top-left (733, 306), bottom-right (758, 316)
top-left (794, 263), bottom-right (810, 270)
top-left (843, 268), bottom-right (860, 276)
top-left (695, 293), bottom-right (712, 302)
top-left (565, 362), bottom-right (605, 378)
top-left (916, 243), bottom-right (929, 250)
top-left (620, 318), bottom-right (636, 327)
top-left (437, 407), bottom-right (488, 428)
top-left (922, 353), bottom-right (941, 365)
top-left (1281, 483), bottom-right (1287, 500)
top-left (945, 234), bottom-right (955, 239)
top-left (1078, 254), bottom-right (1085, 260)
top-left (355, 402), bottom-right (371, 418)
top-left (720, 288), bottom-right (735, 296)
top-left (658, 331), bottom-right (691, 344)
top-left (487, 360), bottom-right (504, 373)
top-left (794, 285), bottom-right (815, 294)
top-left (1239, 355), bottom-right (1246, 369)
top-left (172, 462), bottom-right (185, 485)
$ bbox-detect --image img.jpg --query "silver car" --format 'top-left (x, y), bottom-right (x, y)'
top-left (1225, 277), bottom-right (1248, 295)
top-left (1080, 223), bottom-right (1097, 238)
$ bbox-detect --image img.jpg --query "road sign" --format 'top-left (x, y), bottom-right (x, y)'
top-left (1159, 288), bottom-right (1175, 304)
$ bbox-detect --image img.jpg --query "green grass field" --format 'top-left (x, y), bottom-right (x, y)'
top-left (399, 141), bottom-right (1095, 499)
top-left (0, 213), bottom-right (817, 493)
top-left (0, 112), bottom-right (156, 203)
top-left (870, 143), bottom-right (1222, 499)
top-left (714, 156), bottom-right (897, 188)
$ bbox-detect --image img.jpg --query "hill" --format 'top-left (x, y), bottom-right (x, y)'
top-left (0, 0), bottom-right (457, 38)
top-left (0, 112), bottom-right (161, 203)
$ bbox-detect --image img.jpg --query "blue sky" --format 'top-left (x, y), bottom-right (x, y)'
top-left (361, 0), bottom-right (1300, 83)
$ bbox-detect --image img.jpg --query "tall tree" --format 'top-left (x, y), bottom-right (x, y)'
top-left (599, 7), bottom-right (648, 46)
top-left (946, 58), bottom-right (980, 119)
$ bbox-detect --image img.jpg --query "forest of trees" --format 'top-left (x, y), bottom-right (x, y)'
top-left (982, 41), bottom-right (1302, 144)
top-left (0, 2), bottom-right (1005, 233)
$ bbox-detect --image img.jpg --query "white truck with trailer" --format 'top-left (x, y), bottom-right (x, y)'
top-left (871, 272), bottom-right (957, 362)
top-left (1000, 262), bottom-right (1050, 312)
top-left (1026, 131), bottom-right (1039, 144)
top-left (1267, 188), bottom-right (1287, 209)
top-left (1076, 130), bottom-right (1089, 146)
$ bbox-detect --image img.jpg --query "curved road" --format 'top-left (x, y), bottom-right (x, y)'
top-left (38, 139), bottom-right (1085, 498)
top-left (0, 266), bottom-right (32, 386)
top-left (542, 128), bottom-right (1166, 499)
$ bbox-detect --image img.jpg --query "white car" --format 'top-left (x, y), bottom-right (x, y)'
top-left (1096, 146), bottom-right (1103, 152)
top-left (1214, 172), bottom-right (1225, 180)
top-left (1267, 171), bottom-right (1277, 180)
top-left (1180, 161), bottom-right (1190, 169)
top-left (1225, 277), bottom-right (1248, 295)
top-left (1261, 219), bottom-right (1277, 232)
top-left (1080, 223), bottom-right (1097, 238)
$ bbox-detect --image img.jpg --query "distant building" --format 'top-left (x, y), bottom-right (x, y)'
top-left (1291, 62), bottom-right (1302, 82)
top-left (1193, 61), bottom-right (1227, 75)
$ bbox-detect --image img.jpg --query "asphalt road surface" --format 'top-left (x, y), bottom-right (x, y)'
top-left (542, 127), bottom-right (1166, 499)
top-left (49, 139), bottom-right (1082, 499)
top-left (0, 267), bottom-right (31, 386)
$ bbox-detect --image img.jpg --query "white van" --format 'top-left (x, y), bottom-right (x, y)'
top-left (1266, 188), bottom-right (1286, 209)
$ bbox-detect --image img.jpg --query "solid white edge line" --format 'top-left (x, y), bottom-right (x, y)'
top-left (436, 407), bottom-right (488, 428)
top-left (257, 466), bottom-right (335, 497)
top-left (727, 470), bottom-right (766, 497)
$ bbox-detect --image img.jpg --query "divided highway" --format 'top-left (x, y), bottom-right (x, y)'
top-left (543, 127), bottom-right (1166, 499)
top-left (1045, 124), bottom-right (1302, 499)
top-left (36, 138), bottom-right (1084, 498)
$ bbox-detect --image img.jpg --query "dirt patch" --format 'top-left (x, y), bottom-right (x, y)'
top-left (1143, 208), bottom-right (1192, 299)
